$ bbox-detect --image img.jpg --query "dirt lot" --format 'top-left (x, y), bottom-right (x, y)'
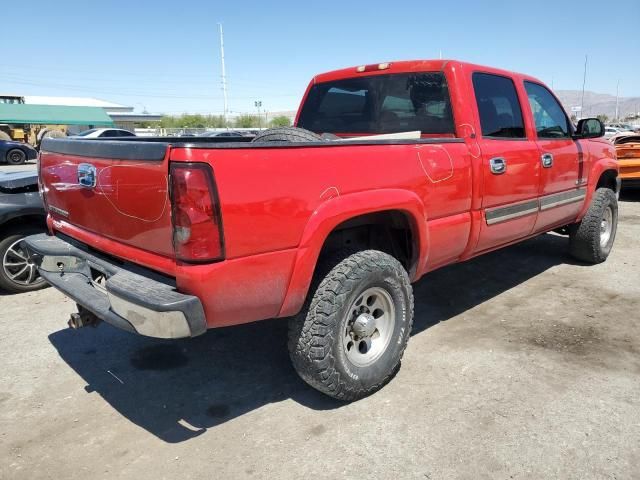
top-left (1, 162), bottom-right (639, 479)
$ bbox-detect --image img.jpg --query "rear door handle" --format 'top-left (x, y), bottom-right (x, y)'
top-left (489, 157), bottom-right (507, 174)
top-left (541, 153), bottom-right (554, 168)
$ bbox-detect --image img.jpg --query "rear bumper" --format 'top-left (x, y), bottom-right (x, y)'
top-left (22, 234), bottom-right (207, 339)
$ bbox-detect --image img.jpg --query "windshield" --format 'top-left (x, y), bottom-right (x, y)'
top-left (297, 72), bottom-right (455, 136)
top-left (76, 129), bottom-right (99, 136)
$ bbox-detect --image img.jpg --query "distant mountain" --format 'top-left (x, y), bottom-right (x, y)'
top-left (555, 90), bottom-right (640, 120)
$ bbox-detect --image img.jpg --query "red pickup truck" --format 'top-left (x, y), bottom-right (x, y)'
top-left (25, 60), bottom-right (619, 400)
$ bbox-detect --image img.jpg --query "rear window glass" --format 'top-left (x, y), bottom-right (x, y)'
top-left (297, 72), bottom-right (455, 135)
top-left (472, 73), bottom-right (525, 139)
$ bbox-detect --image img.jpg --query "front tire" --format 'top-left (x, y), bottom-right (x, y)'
top-left (288, 250), bottom-right (414, 401)
top-left (569, 188), bottom-right (618, 263)
top-left (6, 149), bottom-right (26, 165)
top-left (0, 227), bottom-right (48, 293)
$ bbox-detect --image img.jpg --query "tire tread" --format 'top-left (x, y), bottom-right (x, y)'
top-left (288, 250), bottom-right (414, 401)
top-left (569, 188), bottom-right (617, 263)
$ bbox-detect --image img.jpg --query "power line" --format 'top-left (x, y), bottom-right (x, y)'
top-left (0, 75), bottom-right (299, 100)
top-left (1, 64), bottom-right (297, 89)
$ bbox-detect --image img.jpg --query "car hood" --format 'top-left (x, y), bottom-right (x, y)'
top-left (1, 140), bottom-right (37, 151)
top-left (0, 170), bottom-right (39, 191)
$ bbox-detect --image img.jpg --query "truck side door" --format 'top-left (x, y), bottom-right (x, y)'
top-left (472, 72), bottom-right (541, 252)
top-left (523, 81), bottom-right (585, 232)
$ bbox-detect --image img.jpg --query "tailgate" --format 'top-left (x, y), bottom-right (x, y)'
top-left (39, 138), bottom-right (175, 257)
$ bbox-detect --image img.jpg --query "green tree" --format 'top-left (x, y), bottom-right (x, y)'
top-left (235, 115), bottom-right (261, 128)
top-left (596, 114), bottom-right (609, 124)
top-left (269, 115), bottom-right (291, 127)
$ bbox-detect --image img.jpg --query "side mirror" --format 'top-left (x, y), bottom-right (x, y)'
top-left (575, 118), bottom-right (604, 139)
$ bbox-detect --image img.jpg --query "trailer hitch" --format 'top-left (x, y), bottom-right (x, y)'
top-left (68, 305), bottom-right (101, 329)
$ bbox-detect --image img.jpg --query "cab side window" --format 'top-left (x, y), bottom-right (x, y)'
top-left (524, 81), bottom-right (570, 139)
top-left (472, 73), bottom-right (525, 139)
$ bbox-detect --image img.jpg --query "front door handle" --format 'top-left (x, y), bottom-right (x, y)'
top-left (541, 153), bottom-right (554, 168)
top-left (489, 157), bottom-right (507, 175)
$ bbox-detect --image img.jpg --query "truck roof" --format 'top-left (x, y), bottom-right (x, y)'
top-left (311, 59), bottom-right (543, 85)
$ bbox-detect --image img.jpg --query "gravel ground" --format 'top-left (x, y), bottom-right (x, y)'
top-left (1, 161), bottom-right (639, 479)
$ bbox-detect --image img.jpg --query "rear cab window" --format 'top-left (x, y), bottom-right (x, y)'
top-left (297, 72), bottom-right (455, 137)
top-left (472, 73), bottom-right (526, 139)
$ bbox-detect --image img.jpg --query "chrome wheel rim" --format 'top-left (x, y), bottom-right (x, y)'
top-left (600, 206), bottom-right (613, 248)
top-left (343, 287), bottom-right (395, 367)
top-left (2, 238), bottom-right (44, 287)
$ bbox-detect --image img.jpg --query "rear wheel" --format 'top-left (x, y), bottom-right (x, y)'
top-left (0, 227), bottom-right (48, 293)
top-left (288, 250), bottom-right (414, 401)
top-left (6, 149), bottom-right (26, 165)
top-left (569, 188), bottom-right (618, 263)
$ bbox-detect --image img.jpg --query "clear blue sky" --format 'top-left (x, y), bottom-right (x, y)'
top-left (3, 0), bottom-right (639, 115)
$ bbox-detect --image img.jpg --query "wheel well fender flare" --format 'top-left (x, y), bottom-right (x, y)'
top-left (579, 159), bottom-right (619, 218)
top-left (278, 189), bottom-right (428, 317)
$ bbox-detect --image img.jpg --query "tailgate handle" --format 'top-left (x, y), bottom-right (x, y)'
top-left (78, 163), bottom-right (97, 188)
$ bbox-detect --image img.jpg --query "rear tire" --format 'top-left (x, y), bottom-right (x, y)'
top-left (252, 126), bottom-right (322, 143)
top-left (288, 250), bottom-right (414, 401)
top-left (6, 149), bottom-right (26, 165)
top-left (569, 188), bottom-right (618, 263)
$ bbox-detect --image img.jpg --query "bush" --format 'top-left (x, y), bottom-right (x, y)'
top-left (159, 114), bottom-right (229, 128)
top-left (269, 115), bottom-right (291, 127)
top-left (235, 115), bottom-right (262, 128)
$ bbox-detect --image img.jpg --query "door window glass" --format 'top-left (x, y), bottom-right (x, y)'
top-left (472, 73), bottom-right (525, 139)
top-left (524, 81), bottom-right (570, 138)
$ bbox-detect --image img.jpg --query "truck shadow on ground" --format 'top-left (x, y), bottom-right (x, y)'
top-left (48, 232), bottom-right (573, 443)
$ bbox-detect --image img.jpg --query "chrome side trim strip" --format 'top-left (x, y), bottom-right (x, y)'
top-left (485, 200), bottom-right (539, 225)
top-left (484, 188), bottom-right (587, 225)
top-left (539, 188), bottom-right (586, 211)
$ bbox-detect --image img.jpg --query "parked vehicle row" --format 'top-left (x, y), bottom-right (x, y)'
top-left (20, 60), bottom-right (621, 400)
top-left (0, 139), bottom-right (38, 165)
top-left (0, 171), bottom-right (47, 292)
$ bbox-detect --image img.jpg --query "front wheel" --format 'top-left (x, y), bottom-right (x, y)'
top-left (0, 228), bottom-right (48, 293)
top-left (569, 188), bottom-right (618, 263)
top-left (288, 250), bottom-right (414, 401)
top-left (6, 149), bottom-right (26, 165)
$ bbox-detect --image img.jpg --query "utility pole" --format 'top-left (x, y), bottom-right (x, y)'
top-left (580, 55), bottom-right (588, 120)
top-left (615, 79), bottom-right (620, 122)
top-left (254, 100), bottom-right (262, 128)
top-left (218, 23), bottom-right (228, 127)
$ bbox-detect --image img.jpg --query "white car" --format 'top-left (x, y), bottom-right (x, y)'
top-left (72, 128), bottom-right (136, 138)
top-left (604, 126), bottom-right (633, 139)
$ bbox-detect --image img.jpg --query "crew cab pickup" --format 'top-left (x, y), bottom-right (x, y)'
top-left (24, 60), bottom-right (619, 400)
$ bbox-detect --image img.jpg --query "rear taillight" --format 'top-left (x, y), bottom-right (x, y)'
top-left (170, 163), bottom-right (224, 262)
